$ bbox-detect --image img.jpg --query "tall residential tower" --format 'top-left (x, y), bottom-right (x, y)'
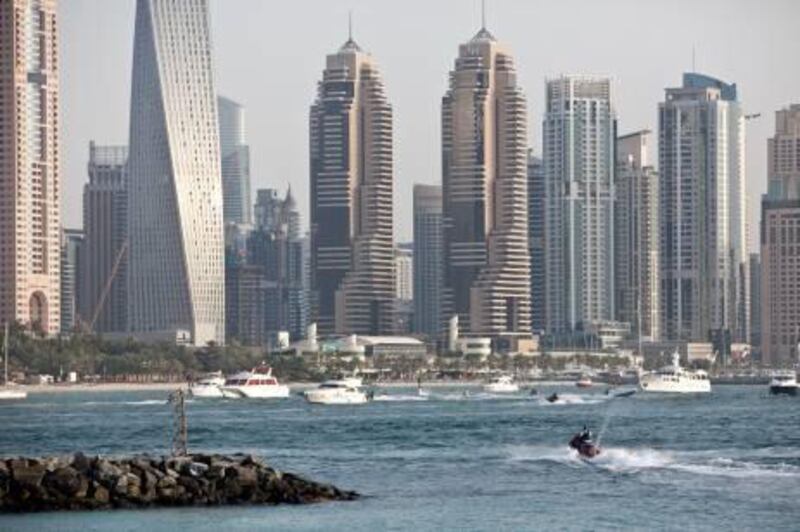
top-left (441, 25), bottom-right (531, 338)
top-left (761, 104), bottom-right (800, 366)
top-left (0, 0), bottom-right (61, 334)
top-left (413, 184), bottom-right (443, 339)
top-left (218, 96), bottom-right (252, 225)
top-left (543, 76), bottom-right (616, 334)
top-left (659, 73), bottom-right (748, 346)
top-left (614, 130), bottom-right (660, 341)
top-left (309, 32), bottom-right (396, 336)
top-left (127, 0), bottom-right (225, 345)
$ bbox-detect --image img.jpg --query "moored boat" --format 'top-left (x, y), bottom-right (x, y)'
top-left (768, 372), bottom-right (798, 396)
top-left (0, 323), bottom-right (26, 401)
top-left (639, 351), bottom-right (710, 393)
top-left (220, 366), bottom-right (290, 399)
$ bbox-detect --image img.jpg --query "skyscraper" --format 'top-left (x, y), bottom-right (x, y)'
top-left (441, 24), bottom-right (531, 338)
top-left (60, 229), bottom-right (84, 334)
top-left (615, 130), bottom-right (660, 341)
top-left (82, 142), bottom-right (128, 333)
top-left (248, 187), bottom-right (307, 342)
top-left (659, 73), bottom-right (748, 345)
top-left (527, 153), bottom-right (546, 334)
top-left (395, 245), bottom-right (413, 302)
top-left (127, 0), bottom-right (225, 346)
top-left (412, 184), bottom-right (443, 339)
top-left (309, 31), bottom-right (396, 336)
top-left (749, 252), bottom-right (761, 361)
top-left (218, 96), bottom-right (252, 225)
top-left (0, 0), bottom-right (61, 335)
top-left (543, 76), bottom-right (616, 334)
top-left (761, 104), bottom-right (800, 367)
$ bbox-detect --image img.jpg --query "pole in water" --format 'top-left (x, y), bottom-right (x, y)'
top-left (168, 389), bottom-right (188, 456)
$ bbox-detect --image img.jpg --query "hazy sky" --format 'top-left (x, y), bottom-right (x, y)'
top-left (60, 0), bottom-right (800, 247)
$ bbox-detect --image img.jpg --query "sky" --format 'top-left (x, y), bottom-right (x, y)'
top-left (60, 0), bottom-right (800, 248)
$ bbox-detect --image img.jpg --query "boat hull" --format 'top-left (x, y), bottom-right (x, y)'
top-left (769, 385), bottom-right (798, 396)
top-left (304, 391), bottom-right (368, 405)
top-left (639, 375), bottom-right (710, 393)
top-left (0, 389), bottom-right (27, 400)
top-left (220, 385), bottom-right (290, 399)
top-left (189, 385), bottom-right (224, 398)
top-left (483, 384), bottom-right (520, 394)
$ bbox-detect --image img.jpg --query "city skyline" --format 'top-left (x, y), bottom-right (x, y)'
top-left (59, 0), bottom-right (800, 245)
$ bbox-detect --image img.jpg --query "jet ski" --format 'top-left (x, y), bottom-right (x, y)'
top-left (546, 392), bottom-right (559, 403)
top-left (613, 389), bottom-right (636, 398)
top-left (569, 429), bottom-right (601, 459)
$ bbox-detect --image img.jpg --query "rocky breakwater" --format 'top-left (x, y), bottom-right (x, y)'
top-left (0, 453), bottom-right (358, 512)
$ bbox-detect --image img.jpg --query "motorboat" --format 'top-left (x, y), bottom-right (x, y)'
top-left (769, 372), bottom-right (798, 396)
top-left (220, 366), bottom-right (290, 399)
top-left (546, 392), bottom-right (559, 403)
top-left (189, 371), bottom-right (226, 398)
top-left (304, 380), bottom-right (368, 405)
top-left (639, 351), bottom-right (710, 393)
top-left (483, 375), bottom-right (520, 393)
top-left (569, 429), bottom-right (601, 459)
top-left (575, 375), bottom-right (593, 388)
top-left (0, 323), bottom-right (26, 401)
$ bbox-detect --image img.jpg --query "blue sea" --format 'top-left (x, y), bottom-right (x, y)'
top-left (1, 385), bottom-right (799, 531)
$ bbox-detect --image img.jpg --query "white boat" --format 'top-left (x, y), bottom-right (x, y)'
top-left (0, 322), bottom-right (26, 401)
top-left (639, 351), bottom-right (711, 393)
top-left (575, 375), bottom-right (593, 388)
top-left (769, 372), bottom-right (798, 396)
top-left (189, 371), bottom-right (226, 398)
top-left (304, 381), bottom-right (368, 405)
top-left (483, 375), bottom-right (520, 393)
top-left (220, 366), bottom-right (290, 399)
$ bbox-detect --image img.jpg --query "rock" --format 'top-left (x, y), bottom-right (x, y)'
top-left (0, 453), bottom-right (359, 512)
top-left (229, 465), bottom-right (258, 488)
top-left (43, 467), bottom-right (81, 496)
top-left (12, 463), bottom-right (46, 489)
top-left (91, 482), bottom-right (110, 505)
top-left (94, 459), bottom-right (122, 486)
top-left (71, 453), bottom-right (91, 475)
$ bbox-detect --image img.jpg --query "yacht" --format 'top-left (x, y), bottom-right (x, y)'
top-left (575, 374), bottom-right (593, 388)
top-left (483, 375), bottom-right (520, 393)
top-left (768, 372), bottom-right (798, 396)
top-left (220, 366), bottom-right (290, 399)
top-left (304, 381), bottom-right (368, 405)
top-left (639, 351), bottom-right (710, 393)
top-left (189, 371), bottom-right (226, 398)
top-left (0, 323), bottom-right (26, 401)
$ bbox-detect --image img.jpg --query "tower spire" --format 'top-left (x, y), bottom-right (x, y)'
top-left (481, 0), bottom-right (486, 30)
top-left (348, 10), bottom-right (353, 42)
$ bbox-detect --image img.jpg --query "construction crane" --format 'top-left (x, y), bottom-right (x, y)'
top-left (745, 113), bottom-right (761, 121)
top-left (86, 239), bottom-right (128, 333)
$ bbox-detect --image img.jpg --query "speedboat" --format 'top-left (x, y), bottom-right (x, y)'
top-left (189, 371), bottom-right (225, 398)
top-left (639, 351), bottom-right (711, 393)
top-left (304, 381), bottom-right (368, 405)
top-left (569, 430), bottom-right (601, 459)
top-left (769, 372), bottom-right (798, 396)
top-left (483, 375), bottom-right (520, 393)
top-left (575, 375), bottom-right (593, 388)
top-left (220, 366), bottom-right (290, 399)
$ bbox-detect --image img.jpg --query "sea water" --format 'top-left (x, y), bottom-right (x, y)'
top-left (1, 385), bottom-right (798, 531)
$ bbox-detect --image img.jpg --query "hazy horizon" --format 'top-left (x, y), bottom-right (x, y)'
top-left (60, 0), bottom-right (800, 248)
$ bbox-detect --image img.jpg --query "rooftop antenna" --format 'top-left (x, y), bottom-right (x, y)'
top-left (481, 0), bottom-right (487, 30)
top-left (691, 45), bottom-right (696, 72)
